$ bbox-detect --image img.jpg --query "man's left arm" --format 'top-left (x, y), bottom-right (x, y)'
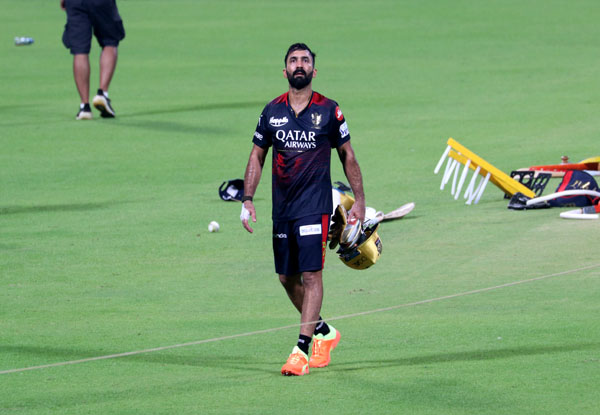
top-left (337, 141), bottom-right (365, 223)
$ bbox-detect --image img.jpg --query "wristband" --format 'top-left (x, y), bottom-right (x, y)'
top-left (241, 195), bottom-right (253, 202)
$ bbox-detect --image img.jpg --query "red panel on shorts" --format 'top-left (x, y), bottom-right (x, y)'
top-left (321, 214), bottom-right (329, 268)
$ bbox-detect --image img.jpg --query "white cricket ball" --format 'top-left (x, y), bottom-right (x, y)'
top-left (208, 221), bottom-right (220, 233)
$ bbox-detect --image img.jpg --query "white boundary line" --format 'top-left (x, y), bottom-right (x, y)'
top-left (2, 263), bottom-right (599, 375)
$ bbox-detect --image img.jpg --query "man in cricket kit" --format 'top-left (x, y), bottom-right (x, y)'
top-left (241, 43), bottom-right (366, 376)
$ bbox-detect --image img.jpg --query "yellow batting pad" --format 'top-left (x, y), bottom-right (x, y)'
top-left (579, 156), bottom-right (600, 164)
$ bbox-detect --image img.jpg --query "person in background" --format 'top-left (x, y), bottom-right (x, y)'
top-left (61, 0), bottom-right (125, 120)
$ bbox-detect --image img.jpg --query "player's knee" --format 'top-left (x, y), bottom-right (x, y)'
top-left (279, 273), bottom-right (300, 287)
top-left (301, 270), bottom-right (322, 286)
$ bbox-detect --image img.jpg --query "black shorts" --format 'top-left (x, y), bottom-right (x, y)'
top-left (62, 0), bottom-right (125, 54)
top-left (272, 214), bottom-right (330, 276)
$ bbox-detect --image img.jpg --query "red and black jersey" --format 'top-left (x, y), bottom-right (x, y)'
top-left (253, 91), bottom-right (351, 221)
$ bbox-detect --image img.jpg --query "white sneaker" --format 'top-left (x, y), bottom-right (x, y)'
top-left (92, 89), bottom-right (115, 118)
top-left (76, 104), bottom-right (92, 120)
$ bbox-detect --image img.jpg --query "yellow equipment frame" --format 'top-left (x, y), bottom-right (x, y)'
top-left (434, 138), bottom-right (535, 204)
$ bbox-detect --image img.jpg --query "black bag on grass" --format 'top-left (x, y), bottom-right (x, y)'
top-left (548, 170), bottom-right (599, 207)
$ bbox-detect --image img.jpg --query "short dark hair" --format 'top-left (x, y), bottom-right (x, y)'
top-left (284, 43), bottom-right (316, 65)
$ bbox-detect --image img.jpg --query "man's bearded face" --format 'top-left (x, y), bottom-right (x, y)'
top-left (286, 67), bottom-right (313, 90)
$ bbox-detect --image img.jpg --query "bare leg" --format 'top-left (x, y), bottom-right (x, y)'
top-left (99, 46), bottom-right (118, 92)
top-left (299, 271), bottom-right (323, 337)
top-left (73, 54), bottom-right (90, 103)
top-left (280, 271), bottom-right (324, 337)
top-left (279, 273), bottom-right (304, 313)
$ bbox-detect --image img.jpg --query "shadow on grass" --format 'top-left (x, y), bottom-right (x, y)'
top-left (385, 215), bottom-right (419, 223)
top-left (0, 201), bottom-right (130, 216)
top-left (0, 104), bottom-right (34, 111)
top-left (2, 342), bottom-right (598, 376)
top-left (111, 100), bottom-right (265, 135)
top-left (0, 100), bottom-right (264, 128)
top-left (113, 119), bottom-right (229, 135)
top-left (1, 347), bottom-right (278, 410)
top-left (0, 344), bottom-right (276, 376)
top-left (333, 342), bottom-right (600, 372)
top-left (118, 101), bottom-right (265, 118)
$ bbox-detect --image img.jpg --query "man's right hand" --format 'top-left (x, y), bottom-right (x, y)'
top-left (241, 201), bottom-right (257, 233)
top-left (60, 0), bottom-right (66, 10)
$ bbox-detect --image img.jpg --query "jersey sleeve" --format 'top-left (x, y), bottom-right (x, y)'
top-left (252, 105), bottom-right (272, 148)
top-left (328, 102), bottom-right (351, 148)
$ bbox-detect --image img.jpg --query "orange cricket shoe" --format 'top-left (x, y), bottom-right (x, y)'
top-left (281, 346), bottom-right (310, 376)
top-left (309, 326), bottom-right (341, 368)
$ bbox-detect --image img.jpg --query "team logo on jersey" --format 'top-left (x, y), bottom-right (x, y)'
top-left (339, 121), bottom-right (349, 138)
top-left (311, 112), bottom-right (322, 129)
top-left (269, 116), bottom-right (289, 127)
top-left (253, 131), bottom-right (263, 141)
top-left (335, 106), bottom-right (344, 121)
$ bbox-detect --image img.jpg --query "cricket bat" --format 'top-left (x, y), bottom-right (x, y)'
top-left (374, 202), bottom-right (415, 222)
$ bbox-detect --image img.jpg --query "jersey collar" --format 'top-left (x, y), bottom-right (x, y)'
top-left (285, 91), bottom-right (315, 118)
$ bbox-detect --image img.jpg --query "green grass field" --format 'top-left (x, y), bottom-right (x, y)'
top-left (2, 0), bottom-right (599, 413)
